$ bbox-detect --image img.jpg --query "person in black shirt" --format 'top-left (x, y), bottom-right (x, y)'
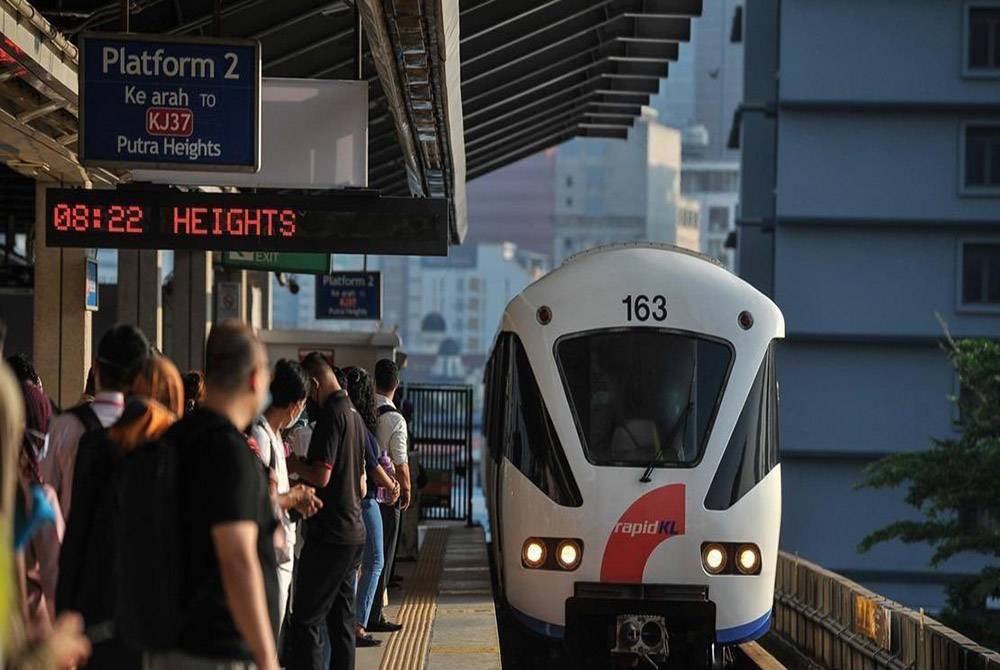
top-left (147, 321), bottom-right (279, 670)
top-left (285, 353), bottom-right (367, 670)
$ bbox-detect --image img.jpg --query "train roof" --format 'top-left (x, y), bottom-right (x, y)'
top-left (561, 242), bottom-right (729, 272)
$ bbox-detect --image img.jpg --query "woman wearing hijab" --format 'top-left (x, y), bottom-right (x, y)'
top-left (342, 367), bottom-right (399, 648)
top-left (1, 361), bottom-right (91, 668)
top-left (16, 380), bottom-right (63, 636)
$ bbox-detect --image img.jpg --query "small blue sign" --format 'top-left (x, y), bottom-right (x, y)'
top-left (85, 258), bottom-right (99, 311)
top-left (79, 32), bottom-right (260, 171)
top-left (315, 272), bottom-right (381, 320)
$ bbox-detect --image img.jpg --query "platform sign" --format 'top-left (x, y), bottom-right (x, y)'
top-left (223, 251), bottom-right (331, 274)
top-left (44, 189), bottom-right (450, 256)
top-left (315, 272), bottom-right (381, 320)
top-left (78, 32), bottom-right (260, 171)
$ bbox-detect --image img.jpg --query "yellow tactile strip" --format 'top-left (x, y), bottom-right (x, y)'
top-left (379, 527), bottom-right (450, 670)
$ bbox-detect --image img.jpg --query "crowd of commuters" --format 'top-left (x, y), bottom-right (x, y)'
top-left (0, 316), bottom-right (412, 669)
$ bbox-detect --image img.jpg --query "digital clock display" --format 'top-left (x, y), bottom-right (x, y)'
top-left (45, 188), bottom-right (450, 256)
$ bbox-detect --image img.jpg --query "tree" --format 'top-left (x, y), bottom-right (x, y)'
top-left (858, 335), bottom-right (1000, 649)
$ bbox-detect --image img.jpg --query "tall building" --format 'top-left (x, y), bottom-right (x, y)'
top-left (464, 151), bottom-right (557, 263)
top-left (739, 0), bottom-right (999, 611)
top-left (654, 0), bottom-right (745, 268)
top-left (553, 112), bottom-right (700, 266)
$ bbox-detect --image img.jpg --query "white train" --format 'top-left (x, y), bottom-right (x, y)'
top-left (483, 244), bottom-right (783, 669)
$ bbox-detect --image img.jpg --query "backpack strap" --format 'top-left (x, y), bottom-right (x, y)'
top-left (377, 405), bottom-right (402, 418)
top-left (69, 403), bottom-right (102, 433)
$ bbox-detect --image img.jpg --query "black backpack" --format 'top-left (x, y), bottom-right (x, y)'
top-left (115, 432), bottom-right (185, 650)
top-left (56, 404), bottom-right (120, 624)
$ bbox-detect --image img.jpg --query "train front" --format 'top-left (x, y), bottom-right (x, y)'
top-left (486, 245), bottom-right (783, 669)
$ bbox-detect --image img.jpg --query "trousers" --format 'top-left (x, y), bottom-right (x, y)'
top-left (368, 503), bottom-right (399, 625)
top-left (284, 540), bottom-right (363, 670)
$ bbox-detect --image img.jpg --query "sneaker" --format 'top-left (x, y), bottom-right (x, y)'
top-left (367, 619), bottom-right (404, 633)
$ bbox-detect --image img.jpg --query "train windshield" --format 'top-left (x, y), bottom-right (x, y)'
top-left (556, 329), bottom-right (731, 467)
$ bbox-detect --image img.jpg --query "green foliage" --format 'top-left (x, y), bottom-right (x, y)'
top-left (857, 336), bottom-right (1000, 649)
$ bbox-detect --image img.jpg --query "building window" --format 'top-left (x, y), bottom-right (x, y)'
top-left (730, 5), bottom-right (744, 43)
top-left (468, 277), bottom-right (480, 292)
top-left (566, 175), bottom-right (574, 187)
top-left (960, 241), bottom-right (1000, 307)
top-left (962, 123), bottom-right (1000, 191)
top-left (565, 197), bottom-right (573, 207)
top-left (967, 5), bottom-right (1000, 74)
top-left (708, 206), bottom-right (730, 232)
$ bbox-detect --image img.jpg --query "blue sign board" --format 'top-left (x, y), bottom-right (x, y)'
top-left (85, 258), bottom-right (99, 311)
top-left (315, 272), bottom-right (382, 320)
top-left (78, 32), bottom-right (260, 171)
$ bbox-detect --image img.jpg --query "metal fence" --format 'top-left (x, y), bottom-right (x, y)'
top-left (772, 551), bottom-right (1000, 670)
top-left (407, 384), bottom-right (473, 522)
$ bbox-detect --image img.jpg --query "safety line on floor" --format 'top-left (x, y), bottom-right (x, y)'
top-left (379, 527), bottom-right (449, 670)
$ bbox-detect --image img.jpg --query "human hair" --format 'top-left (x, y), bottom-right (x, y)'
top-left (0, 317), bottom-right (6, 355)
top-left (375, 358), bottom-right (399, 393)
top-left (343, 366), bottom-right (377, 433)
top-left (301, 352), bottom-right (333, 382)
top-left (182, 370), bottom-right (205, 412)
top-left (332, 366), bottom-right (347, 389)
top-left (131, 354), bottom-right (185, 416)
top-left (204, 320), bottom-right (263, 393)
top-left (96, 324), bottom-right (151, 391)
top-left (270, 359), bottom-right (310, 408)
top-left (6, 354), bottom-right (40, 387)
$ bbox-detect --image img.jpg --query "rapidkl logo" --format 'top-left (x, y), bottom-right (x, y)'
top-left (601, 484), bottom-right (686, 583)
top-left (612, 519), bottom-right (680, 538)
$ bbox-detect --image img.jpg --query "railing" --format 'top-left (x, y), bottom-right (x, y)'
top-left (772, 551), bottom-right (1000, 670)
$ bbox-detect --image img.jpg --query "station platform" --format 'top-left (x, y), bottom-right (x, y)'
top-left (358, 523), bottom-right (501, 670)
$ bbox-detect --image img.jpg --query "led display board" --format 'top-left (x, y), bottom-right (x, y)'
top-left (45, 189), bottom-right (450, 256)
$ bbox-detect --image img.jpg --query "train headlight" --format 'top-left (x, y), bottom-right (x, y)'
top-left (737, 544), bottom-right (761, 575)
top-left (556, 539), bottom-right (582, 571)
top-left (701, 543), bottom-right (727, 574)
top-left (522, 538), bottom-right (546, 568)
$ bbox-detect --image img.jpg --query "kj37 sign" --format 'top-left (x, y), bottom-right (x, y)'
top-left (78, 32), bottom-right (261, 171)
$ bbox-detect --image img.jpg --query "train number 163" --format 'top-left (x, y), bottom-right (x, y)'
top-left (622, 294), bottom-right (668, 322)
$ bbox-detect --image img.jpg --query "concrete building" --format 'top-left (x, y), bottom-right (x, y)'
top-left (739, 0), bottom-right (1000, 611)
top-left (553, 112), bottom-right (700, 266)
top-left (653, 0), bottom-right (744, 268)
top-left (464, 151), bottom-right (557, 263)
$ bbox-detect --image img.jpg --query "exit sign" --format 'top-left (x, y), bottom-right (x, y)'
top-left (222, 251), bottom-right (330, 274)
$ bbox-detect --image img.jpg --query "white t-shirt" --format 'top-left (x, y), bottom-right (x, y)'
top-left (375, 394), bottom-right (408, 466)
top-left (250, 417), bottom-right (295, 564)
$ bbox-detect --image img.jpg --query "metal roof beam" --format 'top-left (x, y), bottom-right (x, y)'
top-left (462, 10), bottom-right (690, 80)
top-left (464, 87), bottom-right (647, 139)
top-left (462, 40), bottom-right (668, 104)
top-left (467, 128), bottom-right (578, 179)
top-left (465, 99), bottom-right (637, 147)
top-left (464, 71), bottom-right (657, 122)
top-left (466, 108), bottom-right (632, 159)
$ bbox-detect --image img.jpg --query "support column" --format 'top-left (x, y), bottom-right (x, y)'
top-left (246, 270), bottom-right (272, 331)
top-left (169, 250), bottom-right (212, 372)
top-left (117, 250), bottom-right (163, 349)
top-left (33, 182), bottom-right (92, 408)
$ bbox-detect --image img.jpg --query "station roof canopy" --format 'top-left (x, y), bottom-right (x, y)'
top-left (1, 0), bottom-right (701, 243)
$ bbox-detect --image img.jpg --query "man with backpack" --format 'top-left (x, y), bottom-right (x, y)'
top-left (367, 358), bottom-right (410, 634)
top-left (42, 324), bottom-right (150, 521)
top-left (141, 321), bottom-right (280, 670)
